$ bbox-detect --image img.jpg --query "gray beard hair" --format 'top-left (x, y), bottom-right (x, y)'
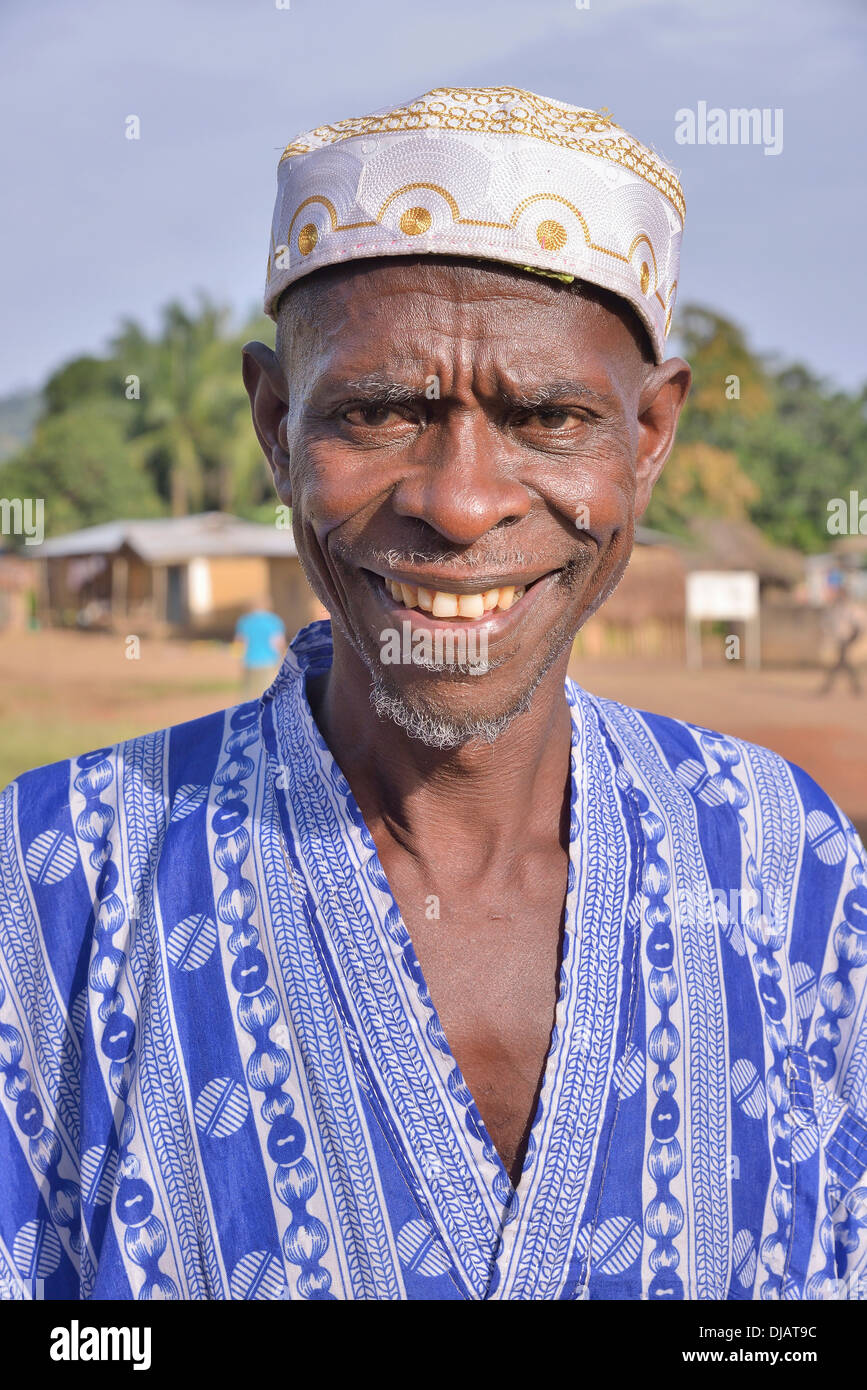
top-left (365, 627), bottom-right (568, 749)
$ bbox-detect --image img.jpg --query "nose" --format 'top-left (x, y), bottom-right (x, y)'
top-left (389, 413), bottom-right (532, 545)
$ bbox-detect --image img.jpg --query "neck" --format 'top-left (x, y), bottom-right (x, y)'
top-left (306, 630), bottom-right (574, 869)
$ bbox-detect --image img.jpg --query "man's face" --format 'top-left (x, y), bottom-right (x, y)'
top-left (245, 258), bottom-right (689, 746)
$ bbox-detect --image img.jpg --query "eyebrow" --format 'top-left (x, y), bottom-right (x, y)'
top-left (334, 375), bottom-right (422, 405)
top-left (323, 373), bottom-right (615, 411)
top-left (498, 379), bottom-right (614, 412)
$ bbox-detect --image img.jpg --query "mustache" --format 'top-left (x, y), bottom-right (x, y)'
top-left (365, 546), bottom-right (596, 587)
top-left (374, 546), bottom-right (544, 571)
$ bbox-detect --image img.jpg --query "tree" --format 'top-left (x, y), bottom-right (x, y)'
top-left (0, 297), bottom-right (277, 535)
top-left (647, 304), bottom-right (867, 552)
top-left (0, 400), bottom-right (164, 540)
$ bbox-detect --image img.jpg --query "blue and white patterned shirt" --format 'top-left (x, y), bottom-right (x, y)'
top-left (1, 619), bottom-right (866, 1300)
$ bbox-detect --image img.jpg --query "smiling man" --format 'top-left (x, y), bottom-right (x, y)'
top-left (2, 88), bottom-right (867, 1302)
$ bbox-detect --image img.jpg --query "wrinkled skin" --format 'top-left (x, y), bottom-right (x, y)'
top-left (243, 257), bottom-right (690, 1184)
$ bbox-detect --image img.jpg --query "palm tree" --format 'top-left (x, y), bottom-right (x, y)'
top-left (114, 297), bottom-right (270, 516)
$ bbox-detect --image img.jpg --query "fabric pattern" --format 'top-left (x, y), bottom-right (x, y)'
top-left (1, 618), bottom-right (866, 1300)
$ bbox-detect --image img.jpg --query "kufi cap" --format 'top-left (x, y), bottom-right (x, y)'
top-left (265, 86), bottom-right (684, 362)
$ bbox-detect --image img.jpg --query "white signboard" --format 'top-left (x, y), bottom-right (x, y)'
top-left (686, 570), bottom-right (759, 622)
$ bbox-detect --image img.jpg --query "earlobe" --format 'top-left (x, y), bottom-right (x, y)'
top-left (241, 340), bottom-right (292, 503)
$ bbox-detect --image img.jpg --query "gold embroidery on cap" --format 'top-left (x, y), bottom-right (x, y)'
top-left (278, 186), bottom-right (666, 289)
top-left (278, 85), bottom-right (685, 223)
top-left (286, 196), bottom-right (376, 245)
top-left (536, 219), bottom-right (567, 251)
top-left (277, 188), bottom-right (669, 302)
top-left (399, 206), bottom-right (433, 236)
top-left (378, 182), bottom-right (460, 221)
top-left (627, 234), bottom-right (658, 292)
top-left (297, 224), bottom-right (318, 256)
top-left (271, 182), bottom-right (675, 348)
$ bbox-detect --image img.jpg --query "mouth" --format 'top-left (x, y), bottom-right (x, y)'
top-left (361, 566), bottom-right (557, 627)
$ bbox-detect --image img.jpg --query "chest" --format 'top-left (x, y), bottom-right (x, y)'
top-left (386, 860), bottom-right (569, 1184)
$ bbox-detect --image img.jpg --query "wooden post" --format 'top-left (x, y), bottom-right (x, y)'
top-left (110, 553), bottom-right (129, 630)
top-left (685, 616), bottom-right (702, 669)
top-left (152, 564), bottom-right (167, 635)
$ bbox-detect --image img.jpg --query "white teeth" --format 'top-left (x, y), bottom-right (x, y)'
top-left (457, 593), bottom-right (485, 618)
top-left (382, 576), bottom-right (529, 618)
top-left (431, 591), bottom-right (459, 618)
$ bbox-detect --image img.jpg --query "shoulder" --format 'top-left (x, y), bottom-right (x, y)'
top-left (567, 681), bottom-right (865, 903)
top-left (0, 703), bottom-right (247, 865)
top-left (569, 678), bottom-right (842, 822)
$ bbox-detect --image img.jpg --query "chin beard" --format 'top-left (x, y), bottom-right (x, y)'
top-left (364, 619), bottom-right (571, 749)
top-left (367, 675), bottom-right (531, 750)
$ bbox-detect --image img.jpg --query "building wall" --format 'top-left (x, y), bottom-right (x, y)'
top-left (268, 557), bottom-right (328, 637)
top-left (188, 554), bottom-right (323, 639)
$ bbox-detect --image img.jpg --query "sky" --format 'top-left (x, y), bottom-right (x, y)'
top-left (1, 0), bottom-right (865, 395)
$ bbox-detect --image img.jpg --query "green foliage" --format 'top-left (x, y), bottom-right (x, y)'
top-left (646, 306), bottom-right (867, 551)
top-left (0, 401), bottom-right (164, 540)
top-left (0, 296), bottom-right (276, 538)
top-left (0, 389), bottom-right (43, 461)
top-left (42, 356), bottom-right (119, 416)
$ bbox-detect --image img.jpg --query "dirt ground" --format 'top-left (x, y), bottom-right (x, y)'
top-left (1, 628), bottom-right (865, 838)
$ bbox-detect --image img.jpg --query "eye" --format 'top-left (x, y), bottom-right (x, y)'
top-left (512, 406), bottom-right (583, 432)
top-left (341, 404), bottom-right (411, 428)
top-left (533, 408), bottom-right (571, 429)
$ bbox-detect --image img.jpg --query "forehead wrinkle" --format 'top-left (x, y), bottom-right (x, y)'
top-left (290, 279), bottom-right (642, 411)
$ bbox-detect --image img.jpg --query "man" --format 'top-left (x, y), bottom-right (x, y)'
top-left (234, 594), bottom-right (286, 697)
top-left (1, 87), bottom-right (866, 1301)
top-left (819, 582), bottom-right (864, 696)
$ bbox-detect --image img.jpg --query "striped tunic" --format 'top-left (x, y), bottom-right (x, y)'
top-left (1, 620), bottom-right (866, 1300)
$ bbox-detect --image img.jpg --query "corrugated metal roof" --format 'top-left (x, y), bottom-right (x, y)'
top-left (34, 511), bottom-right (297, 562)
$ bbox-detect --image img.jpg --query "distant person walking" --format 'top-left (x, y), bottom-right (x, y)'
top-left (819, 586), bottom-right (864, 695)
top-left (234, 596), bottom-right (286, 697)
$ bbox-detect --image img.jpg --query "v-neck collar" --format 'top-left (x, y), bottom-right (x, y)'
top-left (261, 622), bottom-right (639, 1300)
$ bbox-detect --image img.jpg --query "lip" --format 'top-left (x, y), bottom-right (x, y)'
top-left (364, 565), bottom-right (554, 595)
top-left (362, 567), bottom-right (558, 635)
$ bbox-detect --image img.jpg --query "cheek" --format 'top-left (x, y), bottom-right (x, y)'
top-left (551, 453), bottom-right (637, 539)
top-left (289, 443), bottom-right (385, 534)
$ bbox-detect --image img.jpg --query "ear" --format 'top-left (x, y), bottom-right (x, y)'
top-left (633, 356), bottom-right (692, 519)
top-left (242, 341), bottom-right (292, 505)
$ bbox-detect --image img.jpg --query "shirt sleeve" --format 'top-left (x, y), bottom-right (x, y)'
top-left (0, 770), bottom-right (90, 1299)
top-left (787, 770), bottom-right (867, 1298)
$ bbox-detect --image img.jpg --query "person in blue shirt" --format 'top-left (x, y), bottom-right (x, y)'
top-left (234, 597), bottom-right (286, 697)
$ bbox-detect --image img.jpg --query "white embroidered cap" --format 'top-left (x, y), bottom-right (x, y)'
top-left (265, 86), bottom-right (684, 362)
